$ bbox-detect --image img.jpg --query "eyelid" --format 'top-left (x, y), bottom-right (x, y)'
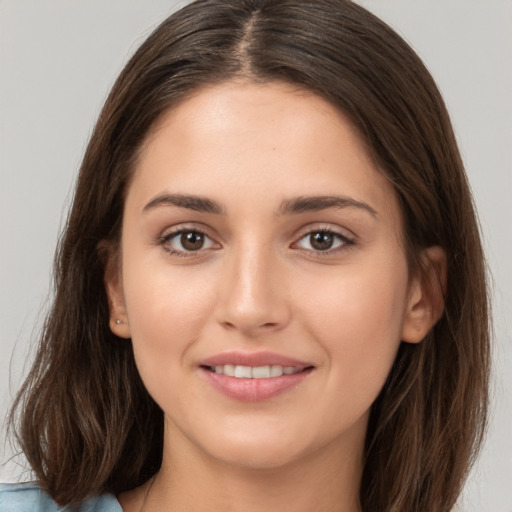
top-left (157, 224), bottom-right (221, 257)
top-left (290, 225), bottom-right (356, 256)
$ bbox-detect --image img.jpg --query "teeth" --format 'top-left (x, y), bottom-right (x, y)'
top-left (270, 365), bottom-right (284, 377)
top-left (252, 366), bottom-right (271, 378)
top-left (234, 365), bottom-right (252, 378)
top-left (223, 364), bottom-right (235, 377)
top-left (210, 364), bottom-right (301, 378)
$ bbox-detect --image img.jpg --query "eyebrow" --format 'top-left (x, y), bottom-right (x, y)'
top-left (143, 193), bottom-right (226, 214)
top-left (142, 193), bottom-right (377, 218)
top-left (278, 195), bottom-right (378, 217)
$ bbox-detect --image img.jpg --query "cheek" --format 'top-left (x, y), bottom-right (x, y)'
top-left (296, 254), bottom-right (409, 393)
top-left (121, 258), bottom-right (217, 380)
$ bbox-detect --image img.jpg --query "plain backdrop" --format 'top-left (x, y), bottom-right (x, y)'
top-left (1, 1), bottom-right (511, 510)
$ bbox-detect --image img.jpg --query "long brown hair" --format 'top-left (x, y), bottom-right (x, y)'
top-left (9, 1), bottom-right (490, 510)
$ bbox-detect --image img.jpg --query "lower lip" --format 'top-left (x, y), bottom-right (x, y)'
top-left (200, 367), bottom-right (313, 402)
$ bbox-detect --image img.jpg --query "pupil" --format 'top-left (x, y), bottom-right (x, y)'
top-left (181, 231), bottom-right (204, 251)
top-left (310, 232), bottom-right (333, 250)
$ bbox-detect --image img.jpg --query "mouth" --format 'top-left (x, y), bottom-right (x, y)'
top-left (201, 364), bottom-right (310, 378)
top-left (198, 352), bottom-right (315, 401)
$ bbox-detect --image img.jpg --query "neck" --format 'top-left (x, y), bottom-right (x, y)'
top-left (137, 417), bottom-right (364, 512)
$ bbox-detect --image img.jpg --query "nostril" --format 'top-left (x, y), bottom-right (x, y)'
top-left (220, 320), bottom-right (279, 331)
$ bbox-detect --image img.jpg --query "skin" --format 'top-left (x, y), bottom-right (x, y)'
top-left (107, 81), bottom-right (444, 512)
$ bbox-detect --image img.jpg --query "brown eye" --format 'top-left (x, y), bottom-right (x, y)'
top-left (295, 229), bottom-right (351, 253)
top-left (162, 229), bottom-right (217, 256)
top-left (309, 232), bottom-right (334, 251)
top-left (181, 231), bottom-right (204, 251)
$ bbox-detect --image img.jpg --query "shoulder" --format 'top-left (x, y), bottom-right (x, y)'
top-left (0, 482), bottom-right (123, 511)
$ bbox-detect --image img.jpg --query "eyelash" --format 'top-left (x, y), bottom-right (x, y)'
top-left (157, 227), bottom-right (215, 258)
top-left (293, 227), bottom-right (355, 257)
top-left (157, 226), bottom-right (355, 258)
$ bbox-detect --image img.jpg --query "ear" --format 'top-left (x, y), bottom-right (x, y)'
top-left (401, 246), bottom-right (447, 344)
top-left (99, 241), bottom-right (131, 339)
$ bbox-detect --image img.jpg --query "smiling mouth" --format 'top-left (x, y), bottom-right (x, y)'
top-left (202, 364), bottom-right (312, 379)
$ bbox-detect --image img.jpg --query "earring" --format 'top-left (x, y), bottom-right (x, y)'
top-left (115, 319), bottom-right (122, 325)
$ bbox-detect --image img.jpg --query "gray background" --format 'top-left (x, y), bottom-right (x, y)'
top-left (1, 1), bottom-right (510, 510)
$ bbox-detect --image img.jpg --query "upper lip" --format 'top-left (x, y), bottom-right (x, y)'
top-left (199, 351), bottom-right (313, 370)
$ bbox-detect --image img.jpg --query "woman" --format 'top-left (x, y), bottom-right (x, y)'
top-left (1, 0), bottom-right (490, 511)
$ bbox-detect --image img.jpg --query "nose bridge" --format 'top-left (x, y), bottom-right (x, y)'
top-left (216, 235), bottom-right (289, 335)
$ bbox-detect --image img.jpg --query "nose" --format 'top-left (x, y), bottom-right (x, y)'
top-left (214, 241), bottom-right (291, 337)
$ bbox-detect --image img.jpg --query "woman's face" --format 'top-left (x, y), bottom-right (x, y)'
top-left (108, 81), bottom-right (427, 471)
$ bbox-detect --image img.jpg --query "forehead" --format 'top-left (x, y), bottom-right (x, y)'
top-left (128, 80), bottom-right (401, 226)
top-left (143, 81), bottom-right (370, 165)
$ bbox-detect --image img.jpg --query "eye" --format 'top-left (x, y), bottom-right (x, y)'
top-left (294, 229), bottom-right (353, 253)
top-left (160, 229), bottom-right (218, 256)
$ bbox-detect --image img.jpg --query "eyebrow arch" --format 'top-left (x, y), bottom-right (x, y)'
top-left (143, 193), bottom-right (225, 215)
top-left (278, 195), bottom-right (378, 217)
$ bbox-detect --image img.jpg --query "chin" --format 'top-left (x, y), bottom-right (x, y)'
top-left (209, 440), bottom-right (308, 471)
top-left (192, 418), bottom-right (338, 472)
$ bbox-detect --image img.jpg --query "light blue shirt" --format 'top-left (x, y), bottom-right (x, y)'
top-left (0, 482), bottom-right (123, 511)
